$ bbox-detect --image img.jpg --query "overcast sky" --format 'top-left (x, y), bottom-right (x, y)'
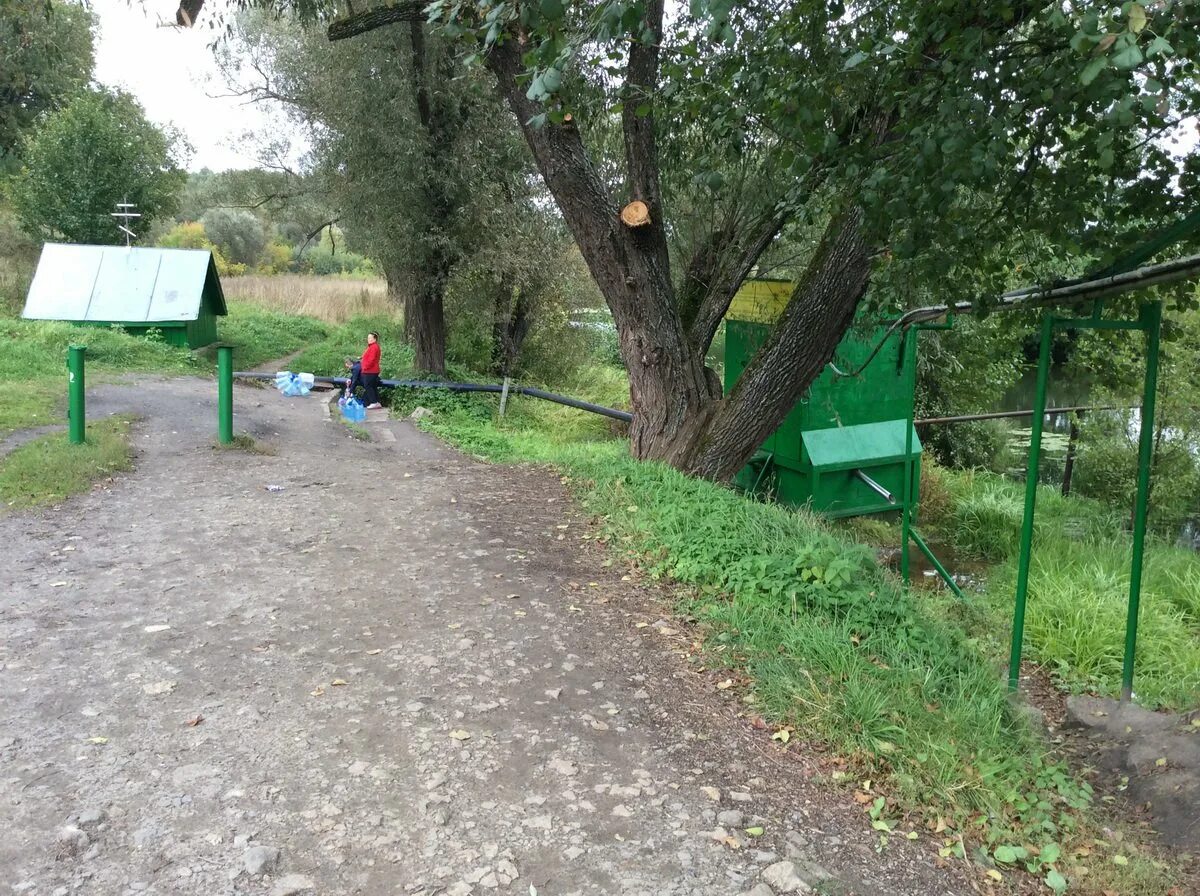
top-left (92, 0), bottom-right (292, 172)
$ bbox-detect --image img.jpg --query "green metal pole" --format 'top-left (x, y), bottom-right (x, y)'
top-left (217, 345), bottom-right (233, 445)
top-left (1121, 301), bottom-right (1162, 703)
top-left (67, 344), bottom-right (86, 445)
top-left (1008, 313), bottom-right (1055, 692)
top-left (901, 336), bottom-right (915, 585)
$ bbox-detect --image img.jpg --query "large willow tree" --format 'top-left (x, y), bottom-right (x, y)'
top-left (215, 1), bottom-right (1199, 480)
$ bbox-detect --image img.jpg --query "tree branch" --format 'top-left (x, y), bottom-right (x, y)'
top-left (622, 0), bottom-right (667, 229)
top-left (327, 3), bottom-right (426, 42)
top-left (687, 207), bottom-right (788, 355)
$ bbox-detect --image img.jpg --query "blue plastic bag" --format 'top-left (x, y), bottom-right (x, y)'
top-left (342, 397), bottom-right (366, 422)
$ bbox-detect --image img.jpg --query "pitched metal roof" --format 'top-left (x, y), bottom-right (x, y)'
top-left (22, 243), bottom-right (227, 323)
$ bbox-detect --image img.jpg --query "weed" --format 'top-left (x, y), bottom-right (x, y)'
top-left (0, 415), bottom-right (135, 510)
top-left (216, 433), bottom-right (277, 455)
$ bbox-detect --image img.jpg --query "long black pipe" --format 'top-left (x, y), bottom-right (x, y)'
top-left (234, 371), bottom-right (634, 423)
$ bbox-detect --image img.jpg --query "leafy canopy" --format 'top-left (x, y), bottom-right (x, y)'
top-left (9, 88), bottom-right (188, 245)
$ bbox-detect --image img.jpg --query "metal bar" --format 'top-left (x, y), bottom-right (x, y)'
top-left (231, 372), bottom-right (634, 423)
top-left (1121, 301), bottom-right (1163, 703)
top-left (901, 367), bottom-right (916, 585)
top-left (1051, 319), bottom-right (1146, 331)
top-left (67, 345), bottom-right (86, 445)
top-left (1009, 313), bottom-right (1055, 693)
top-left (916, 404), bottom-right (1122, 426)
top-left (855, 469), bottom-right (895, 503)
top-left (910, 528), bottom-right (967, 602)
top-left (750, 453), bottom-right (775, 496)
top-left (499, 377), bottom-right (511, 417)
top-left (218, 346), bottom-right (234, 445)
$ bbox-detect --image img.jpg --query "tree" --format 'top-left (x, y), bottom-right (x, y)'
top-left (223, 13), bottom-right (538, 374)
top-left (157, 220), bottom-right (245, 276)
top-left (0, 0), bottom-right (95, 168)
top-left (9, 88), bottom-right (187, 244)
top-left (231, 1), bottom-right (1198, 480)
top-left (200, 207), bottom-right (267, 267)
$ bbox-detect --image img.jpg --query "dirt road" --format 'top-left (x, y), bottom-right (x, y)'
top-left (1, 378), bottom-right (972, 896)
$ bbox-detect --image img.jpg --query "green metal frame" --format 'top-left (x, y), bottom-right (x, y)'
top-left (1006, 300), bottom-right (1163, 700)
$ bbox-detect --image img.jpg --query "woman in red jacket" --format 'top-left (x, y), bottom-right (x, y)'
top-left (360, 332), bottom-right (382, 409)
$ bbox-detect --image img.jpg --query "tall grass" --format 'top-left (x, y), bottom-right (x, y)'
top-left (223, 274), bottom-right (393, 323)
top-left (933, 468), bottom-right (1200, 710)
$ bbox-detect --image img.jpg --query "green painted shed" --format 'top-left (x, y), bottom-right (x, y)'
top-left (22, 243), bottom-right (227, 349)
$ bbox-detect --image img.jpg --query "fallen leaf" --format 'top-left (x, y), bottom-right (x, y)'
top-left (700, 786), bottom-right (720, 801)
top-left (853, 792), bottom-right (874, 804)
top-left (366, 648), bottom-right (382, 655)
top-left (986, 869), bottom-right (1003, 881)
top-left (906, 831), bottom-right (919, 840)
top-left (331, 679), bottom-right (348, 686)
top-left (716, 679), bottom-right (734, 690)
top-left (1112, 855), bottom-right (1128, 866)
top-left (1155, 757), bottom-right (1167, 767)
top-left (50, 581), bottom-right (67, 588)
top-left (449, 729), bottom-right (472, 741)
top-left (771, 728), bottom-right (791, 744)
top-left (515, 610), bottom-right (527, 617)
top-left (635, 621), bottom-right (649, 629)
top-left (507, 593), bottom-right (521, 599)
top-left (310, 688), bottom-right (325, 697)
top-left (185, 715), bottom-right (204, 727)
top-left (86, 736), bottom-right (108, 745)
top-left (143, 624), bottom-right (170, 633)
top-left (744, 826), bottom-right (764, 837)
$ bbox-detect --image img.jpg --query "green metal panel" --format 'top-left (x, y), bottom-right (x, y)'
top-left (724, 281), bottom-right (921, 518)
top-left (802, 421), bottom-right (922, 471)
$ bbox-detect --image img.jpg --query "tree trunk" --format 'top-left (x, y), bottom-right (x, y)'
top-left (490, 278), bottom-right (531, 377)
top-left (405, 268), bottom-right (447, 375)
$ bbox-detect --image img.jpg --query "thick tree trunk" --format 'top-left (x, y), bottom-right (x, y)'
top-left (682, 209), bottom-right (872, 480)
top-left (405, 267), bottom-right (448, 375)
top-left (485, 34), bottom-right (718, 464)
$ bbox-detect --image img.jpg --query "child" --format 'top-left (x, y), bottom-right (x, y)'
top-left (343, 356), bottom-right (363, 401)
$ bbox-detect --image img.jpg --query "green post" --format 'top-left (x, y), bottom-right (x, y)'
top-left (901, 355), bottom-right (914, 585)
top-left (217, 345), bottom-right (233, 445)
top-left (67, 344), bottom-right (86, 445)
top-left (1121, 301), bottom-right (1162, 703)
top-left (1008, 313), bottom-right (1055, 692)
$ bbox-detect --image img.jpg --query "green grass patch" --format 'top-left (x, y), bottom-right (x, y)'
top-left (216, 301), bottom-right (331, 370)
top-left (0, 415), bottom-right (135, 510)
top-left (930, 469), bottom-right (1200, 710)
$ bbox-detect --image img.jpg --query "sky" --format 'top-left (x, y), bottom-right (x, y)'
top-left (92, 0), bottom-right (296, 172)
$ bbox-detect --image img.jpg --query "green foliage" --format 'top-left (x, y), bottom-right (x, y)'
top-left (216, 301), bottom-right (331, 370)
top-left (157, 221), bottom-right (244, 277)
top-left (199, 207), bottom-right (267, 267)
top-left (0, 0), bottom-right (95, 167)
top-left (933, 469), bottom-right (1200, 710)
top-left (0, 414), bottom-right (134, 511)
top-left (289, 315), bottom-right (410, 378)
top-left (8, 88), bottom-right (187, 244)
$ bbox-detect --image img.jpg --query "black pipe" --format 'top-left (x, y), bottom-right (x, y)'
top-left (235, 371), bottom-right (634, 423)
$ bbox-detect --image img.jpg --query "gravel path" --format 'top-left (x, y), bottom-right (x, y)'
top-left (1, 378), bottom-right (976, 896)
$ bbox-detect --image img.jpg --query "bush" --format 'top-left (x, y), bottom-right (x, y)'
top-left (921, 418), bottom-right (1014, 471)
top-left (200, 208), bottom-right (267, 268)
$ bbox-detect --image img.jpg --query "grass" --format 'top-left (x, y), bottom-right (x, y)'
top-left (223, 274), bottom-right (391, 322)
top-left (922, 468), bottom-right (1200, 710)
top-left (0, 415), bottom-right (135, 511)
